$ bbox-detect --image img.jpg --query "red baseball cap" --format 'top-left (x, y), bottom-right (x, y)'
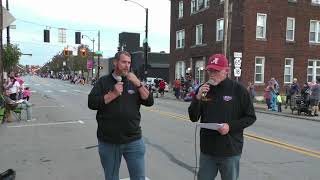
top-left (206, 54), bottom-right (229, 71)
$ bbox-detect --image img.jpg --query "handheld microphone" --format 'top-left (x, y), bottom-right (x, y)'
top-left (115, 76), bottom-right (122, 95)
top-left (202, 79), bottom-right (215, 97)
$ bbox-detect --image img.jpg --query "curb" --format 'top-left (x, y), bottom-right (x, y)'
top-left (254, 106), bottom-right (320, 122)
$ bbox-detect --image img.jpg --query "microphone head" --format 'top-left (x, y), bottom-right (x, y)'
top-left (115, 76), bottom-right (122, 82)
top-left (207, 79), bottom-right (215, 85)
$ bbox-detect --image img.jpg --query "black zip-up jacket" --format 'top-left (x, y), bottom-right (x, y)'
top-left (188, 78), bottom-right (256, 156)
top-left (88, 74), bottom-right (154, 144)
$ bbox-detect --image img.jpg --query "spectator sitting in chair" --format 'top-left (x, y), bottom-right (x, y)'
top-left (3, 90), bottom-right (33, 122)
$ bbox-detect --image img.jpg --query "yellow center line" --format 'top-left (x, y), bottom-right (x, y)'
top-left (143, 107), bottom-right (320, 159)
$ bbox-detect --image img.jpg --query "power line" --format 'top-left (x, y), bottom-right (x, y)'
top-left (12, 40), bottom-right (66, 47)
top-left (16, 18), bottom-right (98, 32)
top-left (12, 40), bottom-right (116, 54)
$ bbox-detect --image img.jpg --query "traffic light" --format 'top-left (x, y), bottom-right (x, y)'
top-left (75, 32), bottom-right (81, 44)
top-left (63, 48), bottom-right (69, 56)
top-left (80, 48), bottom-right (87, 57)
top-left (44, 30), bottom-right (50, 43)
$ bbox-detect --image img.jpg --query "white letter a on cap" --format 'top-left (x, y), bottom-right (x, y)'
top-left (211, 58), bottom-right (219, 64)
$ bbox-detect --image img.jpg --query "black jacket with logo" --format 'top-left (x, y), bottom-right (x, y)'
top-left (88, 74), bottom-right (154, 144)
top-left (188, 78), bottom-right (256, 156)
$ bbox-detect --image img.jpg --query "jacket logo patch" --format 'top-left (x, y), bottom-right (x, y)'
top-left (128, 90), bottom-right (135, 94)
top-left (223, 96), bottom-right (232, 101)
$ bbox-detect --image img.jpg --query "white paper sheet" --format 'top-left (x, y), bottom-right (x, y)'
top-left (15, 99), bottom-right (24, 104)
top-left (195, 122), bottom-right (224, 130)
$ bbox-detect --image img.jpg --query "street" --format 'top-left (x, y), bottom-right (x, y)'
top-left (0, 75), bottom-right (319, 180)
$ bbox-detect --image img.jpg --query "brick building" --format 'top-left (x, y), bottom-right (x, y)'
top-left (170, 0), bottom-right (320, 92)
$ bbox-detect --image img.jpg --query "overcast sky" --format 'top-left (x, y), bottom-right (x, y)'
top-left (7, 0), bottom-right (171, 65)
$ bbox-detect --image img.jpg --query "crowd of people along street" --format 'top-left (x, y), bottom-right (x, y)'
top-left (173, 74), bottom-right (199, 102)
top-left (259, 77), bottom-right (320, 116)
top-left (39, 68), bottom-right (320, 117)
top-left (1, 73), bottom-right (33, 123)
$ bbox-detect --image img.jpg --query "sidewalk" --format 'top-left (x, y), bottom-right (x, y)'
top-left (156, 92), bottom-right (320, 122)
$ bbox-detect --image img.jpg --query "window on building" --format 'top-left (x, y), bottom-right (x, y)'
top-left (198, 0), bottom-right (204, 10)
top-left (312, 0), bottom-right (320, 5)
top-left (176, 30), bottom-right (185, 49)
top-left (284, 58), bottom-right (294, 83)
top-left (288, 0), bottom-right (297, 2)
top-left (175, 61), bottom-right (186, 79)
top-left (255, 56), bottom-right (265, 83)
top-left (191, 0), bottom-right (209, 14)
top-left (307, 60), bottom-right (320, 82)
top-left (178, 1), bottom-right (183, 18)
top-left (205, 0), bottom-right (210, 7)
top-left (196, 24), bottom-right (203, 45)
top-left (191, 0), bottom-right (196, 14)
top-left (256, 13), bottom-right (267, 39)
top-left (286, 17), bottom-right (295, 41)
top-left (216, 18), bottom-right (224, 41)
top-left (195, 60), bottom-right (205, 84)
top-left (309, 20), bottom-right (320, 43)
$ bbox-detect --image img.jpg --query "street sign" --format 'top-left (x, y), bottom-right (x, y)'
top-left (234, 52), bottom-right (242, 58)
top-left (87, 59), bottom-right (93, 69)
top-left (2, 6), bottom-right (15, 29)
top-left (234, 68), bottom-right (241, 77)
top-left (9, 24), bottom-right (16, 29)
top-left (95, 50), bottom-right (103, 56)
top-left (234, 61), bottom-right (241, 68)
top-left (58, 28), bottom-right (66, 43)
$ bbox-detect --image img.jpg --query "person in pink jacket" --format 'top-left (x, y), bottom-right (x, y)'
top-left (23, 87), bottom-right (31, 101)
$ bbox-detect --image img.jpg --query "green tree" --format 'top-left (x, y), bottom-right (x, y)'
top-left (3, 44), bottom-right (22, 72)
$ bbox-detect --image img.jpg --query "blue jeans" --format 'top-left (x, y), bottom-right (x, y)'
top-left (98, 138), bottom-right (145, 180)
top-left (198, 152), bottom-right (241, 180)
top-left (17, 100), bottom-right (32, 120)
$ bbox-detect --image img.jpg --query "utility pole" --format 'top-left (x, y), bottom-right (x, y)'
top-left (92, 39), bottom-right (95, 79)
top-left (223, 0), bottom-right (234, 79)
top-left (144, 8), bottom-right (148, 81)
top-left (124, 0), bottom-right (148, 81)
top-left (228, 2), bottom-right (233, 78)
top-left (0, 0), bottom-right (4, 94)
top-left (223, 0), bottom-right (229, 56)
top-left (6, 0), bottom-right (9, 45)
top-left (97, 30), bottom-right (100, 78)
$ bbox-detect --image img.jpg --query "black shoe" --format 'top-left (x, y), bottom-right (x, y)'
top-left (314, 114), bottom-right (318, 116)
top-left (0, 169), bottom-right (16, 180)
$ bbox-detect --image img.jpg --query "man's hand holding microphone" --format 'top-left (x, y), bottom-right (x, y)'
top-left (196, 79), bottom-right (214, 100)
top-left (113, 78), bottom-right (124, 96)
top-left (103, 76), bottom-right (123, 104)
top-left (196, 84), bottom-right (210, 100)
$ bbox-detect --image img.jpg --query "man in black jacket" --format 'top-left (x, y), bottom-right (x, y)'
top-left (88, 51), bottom-right (154, 180)
top-left (188, 54), bottom-right (256, 180)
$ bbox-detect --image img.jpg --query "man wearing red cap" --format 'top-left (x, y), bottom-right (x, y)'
top-left (188, 54), bottom-right (256, 180)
